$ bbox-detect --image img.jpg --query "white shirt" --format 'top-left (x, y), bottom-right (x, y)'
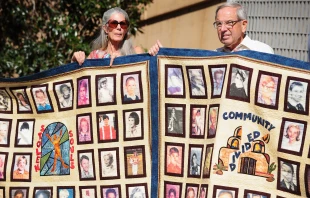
top-left (216, 35), bottom-right (274, 54)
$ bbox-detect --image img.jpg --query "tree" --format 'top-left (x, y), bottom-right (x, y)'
top-left (0, 0), bottom-right (152, 78)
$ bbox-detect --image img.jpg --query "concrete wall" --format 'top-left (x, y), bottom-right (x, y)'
top-left (132, 0), bottom-right (225, 51)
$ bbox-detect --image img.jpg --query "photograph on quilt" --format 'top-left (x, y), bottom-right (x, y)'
top-left (10, 87), bottom-right (32, 113)
top-left (14, 119), bottom-right (35, 147)
top-left (53, 80), bottom-right (74, 111)
top-left (190, 105), bottom-right (206, 138)
top-left (96, 74), bottom-right (116, 106)
top-left (186, 66), bottom-right (207, 98)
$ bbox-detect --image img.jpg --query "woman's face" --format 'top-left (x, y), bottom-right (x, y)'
top-left (261, 81), bottom-right (275, 98)
top-left (126, 79), bottom-right (136, 96)
top-left (105, 13), bottom-right (127, 43)
top-left (287, 126), bottom-right (299, 142)
top-left (80, 120), bottom-right (88, 133)
top-left (234, 73), bottom-right (244, 88)
top-left (128, 117), bottom-right (135, 128)
top-left (79, 86), bottom-right (87, 100)
top-left (290, 85), bottom-right (304, 103)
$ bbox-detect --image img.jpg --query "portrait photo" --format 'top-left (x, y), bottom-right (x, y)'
top-left (11, 153), bottom-right (32, 181)
top-left (57, 186), bottom-right (75, 198)
top-left (164, 181), bottom-right (182, 198)
top-left (199, 185), bottom-right (208, 198)
top-left (278, 159), bottom-right (301, 195)
top-left (96, 74), bottom-right (116, 105)
top-left (97, 111), bottom-right (118, 142)
top-left (188, 145), bottom-right (203, 177)
top-left (166, 65), bottom-right (185, 97)
top-left (53, 80), bottom-right (74, 110)
top-left (213, 185), bottom-right (238, 198)
top-left (79, 186), bottom-right (96, 198)
top-left (31, 85), bottom-right (53, 113)
top-left (278, 118), bottom-right (306, 155)
top-left (0, 152), bottom-right (8, 180)
top-left (10, 87), bottom-right (32, 113)
top-left (185, 184), bottom-right (199, 198)
top-left (100, 185), bottom-right (121, 198)
top-left (121, 71), bottom-right (143, 103)
top-left (202, 144), bottom-right (214, 178)
top-left (78, 150), bottom-right (96, 180)
top-left (209, 65), bottom-right (226, 98)
top-left (208, 105), bottom-right (219, 138)
top-left (226, 65), bottom-right (252, 102)
top-left (165, 104), bottom-right (185, 137)
top-left (76, 114), bottom-right (93, 144)
top-left (99, 148), bottom-right (119, 179)
top-left (124, 108), bottom-right (143, 140)
top-left (77, 77), bottom-right (91, 107)
top-left (256, 72), bottom-right (281, 109)
top-left (190, 105), bottom-right (206, 138)
top-left (0, 88), bottom-right (12, 113)
top-left (244, 190), bottom-right (270, 198)
top-left (124, 146), bottom-right (146, 178)
top-left (284, 77), bottom-right (309, 115)
top-left (15, 119), bottom-right (35, 147)
top-left (165, 142), bottom-right (184, 176)
top-left (10, 187), bottom-right (29, 198)
top-left (33, 187), bottom-right (52, 198)
top-left (0, 119), bottom-right (11, 146)
top-left (186, 66), bottom-right (207, 98)
top-left (126, 183), bottom-right (148, 198)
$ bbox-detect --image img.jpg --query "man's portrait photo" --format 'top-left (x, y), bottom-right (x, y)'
top-left (0, 120), bottom-right (11, 146)
top-left (124, 109), bottom-right (143, 140)
top-left (166, 66), bottom-right (185, 97)
top-left (77, 77), bottom-right (91, 107)
top-left (11, 153), bottom-right (31, 181)
top-left (10, 88), bottom-right (32, 113)
top-left (202, 144), bottom-right (214, 178)
top-left (57, 187), bottom-right (75, 198)
top-left (31, 86), bottom-right (53, 112)
top-left (278, 159), bottom-right (300, 195)
top-left (285, 77), bottom-right (309, 115)
top-left (164, 181), bottom-right (182, 198)
top-left (165, 143), bottom-right (184, 176)
top-left (190, 106), bottom-right (206, 137)
top-left (79, 186), bottom-right (96, 198)
top-left (208, 105), bottom-right (219, 138)
top-left (10, 188), bottom-right (29, 198)
top-left (210, 66), bottom-right (226, 97)
top-left (256, 73), bottom-right (280, 108)
top-left (278, 118), bottom-right (306, 155)
top-left (121, 72), bottom-right (143, 103)
top-left (166, 104), bottom-right (185, 137)
top-left (188, 145), bottom-right (203, 177)
top-left (0, 88), bottom-right (12, 112)
top-left (187, 67), bottom-right (207, 98)
top-left (78, 150), bottom-right (95, 180)
top-left (96, 75), bottom-right (115, 105)
top-left (124, 146), bottom-right (146, 178)
top-left (101, 186), bottom-right (121, 198)
top-left (77, 114), bottom-right (93, 144)
top-left (126, 184), bottom-right (148, 198)
top-left (54, 81), bottom-right (74, 110)
top-left (98, 111), bottom-right (118, 142)
top-left (99, 148), bottom-right (119, 179)
top-left (15, 120), bottom-right (35, 147)
top-left (244, 190), bottom-right (269, 198)
top-left (33, 188), bottom-right (52, 198)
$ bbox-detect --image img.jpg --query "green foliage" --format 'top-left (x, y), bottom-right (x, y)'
top-left (268, 162), bottom-right (276, 174)
top-left (0, 0), bottom-right (152, 78)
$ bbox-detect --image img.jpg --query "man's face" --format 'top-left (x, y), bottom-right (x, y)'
top-left (218, 192), bottom-right (233, 198)
top-left (291, 85), bottom-right (304, 103)
top-left (216, 7), bottom-right (247, 50)
top-left (80, 158), bottom-right (89, 172)
top-left (103, 118), bottom-right (109, 126)
top-left (106, 192), bottom-right (116, 198)
top-left (17, 158), bottom-right (26, 171)
top-left (62, 86), bottom-right (70, 99)
top-left (170, 152), bottom-right (179, 165)
top-left (104, 155), bottom-right (111, 166)
top-left (281, 163), bottom-right (293, 183)
top-left (35, 92), bottom-right (46, 105)
top-left (14, 193), bottom-right (23, 198)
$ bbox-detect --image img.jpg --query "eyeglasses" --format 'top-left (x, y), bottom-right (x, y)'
top-left (106, 20), bottom-right (128, 29)
top-left (213, 20), bottom-right (242, 29)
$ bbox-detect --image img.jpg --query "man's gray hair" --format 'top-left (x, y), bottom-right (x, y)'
top-left (215, 2), bottom-right (247, 20)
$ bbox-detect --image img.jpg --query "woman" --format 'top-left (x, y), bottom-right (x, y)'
top-left (168, 108), bottom-right (179, 133)
top-left (78, 118), bottom-right (91, 142)
top-left (229, 69), bottom-right (247, 98)
top-left (257, 75), bottom-right (276, 106)
top-left (190, 153), bottom-right (200, 175)
top-left (281, 123), bottom-right (302, 152)
top-left (72, 7), bottom-right (161, 65)
top-left (126, 112), bottom-right (141, 138)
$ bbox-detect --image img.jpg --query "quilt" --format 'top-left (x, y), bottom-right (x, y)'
top-left (0, 48), bottom-right (310, 198)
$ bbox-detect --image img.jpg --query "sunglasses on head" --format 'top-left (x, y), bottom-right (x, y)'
top-left (106, 20), bottom-right (128, 29)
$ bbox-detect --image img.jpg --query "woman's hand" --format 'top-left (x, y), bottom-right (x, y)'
top-left (148, 40), bottom-right (163, 56)
top-left (71, 51), bottom-right (86, 66)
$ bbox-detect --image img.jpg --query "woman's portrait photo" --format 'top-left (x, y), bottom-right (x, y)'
top-left (101, 186), bottom-right (121, 198)
top-left (187, 67), bottom-right (207, 98)
top-left (166, 104), bottom-right (185, 137)
top-left (77, 114), bottom-right (93, 144)
top-left (124, 146), bottom-right (146, 178)
top-left (126, 184), bottom-right (148, 198)
top-left (99, 148), bottom-right (119, 179)
top-left (165, 142), bottom-right (184, 176)
top-left (10, 187), bottom-right (29, 198)
top-left (278, 118), bottom-right (306, 155)
top-left (208, 105), bottom-right (219, 138)
top-left (124, 109), bottom-right (143, 140)
top-left (166, 66), bottom-right (185, 97)
top-left (121, 72), bottom-right (143, 103)
top-left (278, 159), bottom-right (301, 195)
top-left (57, 187), bottom-right (75, 198)
top-left (96, 75), bottom-right (116, 105)
top-left (256, 72), bottom-right (280, 109)
top-left (11, 153), bottom-right (32, 181)
top-left (78, 150), bottom-right (95, 180)
top-left (209, 65), bottom-right (226, 98)
top-left (185, 185), bottom-right (199, 198)
top-left (164, 181), bottom-right (182, 198)
top-left (227, 65), bottom-right (252, 102)
top-left (53, 81), bottom-right (74, 110)
top-left (0, 119), bottom-right (11, 146)
top-left (190, 106), bottom-right (206, 137)
top-left (0, 88), bottom-right (12, 113)
top-left (0, 153), bottom-right (7, 180)
top-left (188, 145), bottom-right (203, 177)
top-left (77, 77), bottom-right (91, 107)
top-left (15, 120), bottom-right (35, 147)
top-left (79, 186), bottom-right (96, 198)
top-left (202, 144), bottom-right (214, 178)
top-left (285, 77), bottom-right (309, 115)
top-left (31, 85), bottom-right (53, 112)
top-left (11, 88), bottom-right (32, 113)
top-left (97, 111), bottom-right (118, 142)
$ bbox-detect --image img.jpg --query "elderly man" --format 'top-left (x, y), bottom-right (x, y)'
top-left (214, 2), bottom-right (273, 54)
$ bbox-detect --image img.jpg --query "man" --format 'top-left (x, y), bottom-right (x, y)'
top-left (105, 188), bottom-right (117, 198)
top-left (12, 155), bottom-right (29, 179)
top-left (214, 2), bottom-right (274, 54)
top-left (99, 114), bottom-right (116, 140)
top-left (217, 190), bottom-right (233, 198)
top-left (213, 69), bottom-right (224, 95)
top-left (34, 89), bottom-right (52, 111)
top-left (287, 81), bottom-right (305, 111)
top-left (280, 162), bottom-right (297, 192)
top-left (14, 190), bottom-right (24, 198)
top-left (129, 150), bottom-right (140, 175)
top-left (167, 147), bottom-right (181, 174)
top-left (209, 108), bottom-right (218, 136)
top-left (58, 84), bottom-right (72, 108)
top-left (79, 155), bottom-right (93, 178)
top-left (189, 69), bottom-right (205, 96)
